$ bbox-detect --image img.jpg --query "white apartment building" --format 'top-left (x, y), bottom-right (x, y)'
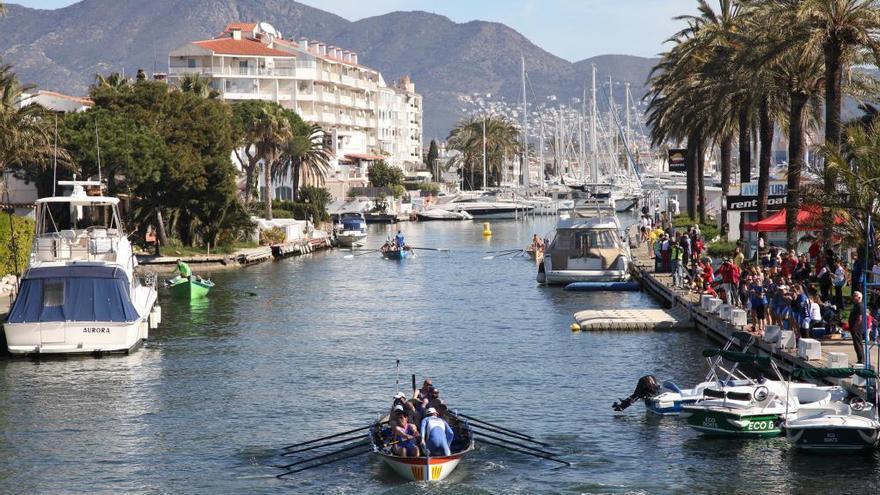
top-left (168, 22), bottom-right (423, 195)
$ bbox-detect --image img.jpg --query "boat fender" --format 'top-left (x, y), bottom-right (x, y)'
top-left (612, 375), bottom-right (661, 412)
top-left (536, 262), bottom-right (546, 284)
top-left (570, 323), bottom-right (581, 332)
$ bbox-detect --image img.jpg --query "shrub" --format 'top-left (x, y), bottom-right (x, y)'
top-left (672, 214), bottom-right (719, 241)
top-left (707, 241), bottom-right (738, 259)
top-left (418, 183), bottom-right (441, 196)
top-left (259, 227), bottom-right (286, 245)
top-left (0, 214), bottom-right (34, 277)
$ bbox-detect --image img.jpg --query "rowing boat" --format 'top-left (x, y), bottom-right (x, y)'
top-left (369, 410), bottom-right (474, 481)
top-left (381, 247), bottom-right (411, 260)
top-left (166, 275), bottom-right (214, 299)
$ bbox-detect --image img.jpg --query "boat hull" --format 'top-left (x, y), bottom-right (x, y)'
top-left (786, 414), bottom-right (880, 452)
top-left (543, 269), bottom-right (630, 285)
top-left (336, 232), bottom-right (367, 247)
top-left (376, 451), bottom-right (468, 481)
top-left (682, 408), bottom-right (783, 437)
top-left (382, 249), bottom-right (410, 260)
top-left (4, 319), bottom-right (149, 355)
top-left (168, 278), bottom-right (212, 299)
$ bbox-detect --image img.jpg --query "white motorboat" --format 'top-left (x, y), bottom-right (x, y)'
top-left (4, 179), bottom-right (160, 355)
top-left (416, 209), bottom-right (473, 221)
top-left (335, 212), bottom-right (368, 247)
top-left (784, 367), bottom-right (880, 452)
top-left (537, 204), bottom-right (630, 285)
top-left (432, 193), bottom-right (534, 219)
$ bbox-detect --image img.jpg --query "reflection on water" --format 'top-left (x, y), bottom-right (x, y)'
top-left (0, 217), bottom-right (878, 493)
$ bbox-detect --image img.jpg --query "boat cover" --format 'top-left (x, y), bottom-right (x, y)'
top-left (342, 219), bottom-right (364, 230)
top-left (7, 266), bottom-right (139, 323)
top-left (702, 348), bottom-right (772, 364)
top-left (792, 367), bottom-right (877, 379)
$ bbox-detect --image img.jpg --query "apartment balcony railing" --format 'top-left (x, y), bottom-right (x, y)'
top-left (169, 66), bottom-right (295, 77)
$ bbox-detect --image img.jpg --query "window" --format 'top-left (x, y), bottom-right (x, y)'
top-left (43, 281), bottom-right (64, 307)
top-left (187, 58), bottom-right (196, 68)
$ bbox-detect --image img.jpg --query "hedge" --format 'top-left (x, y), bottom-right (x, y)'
top-left (0, 214), bottom-right (34, 277)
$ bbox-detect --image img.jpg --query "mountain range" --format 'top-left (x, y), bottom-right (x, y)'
top-left (0, 0), bottom-right (659, 140)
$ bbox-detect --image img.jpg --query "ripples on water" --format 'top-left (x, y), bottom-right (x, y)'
top-left (1, 217), bottom-right (879, 493)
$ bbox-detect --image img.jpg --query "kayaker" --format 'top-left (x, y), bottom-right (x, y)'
top-left (420, 407), bottom-right (454, 456)
top-left (395, 230), bottom-right (405, 249)
top-left (174, 259), bottom-right (192, 279)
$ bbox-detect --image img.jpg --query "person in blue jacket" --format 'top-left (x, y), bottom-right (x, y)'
top-left (420, 407), bottom-right (454, 456)
top-left (395, 230), bottom-right (405, 249)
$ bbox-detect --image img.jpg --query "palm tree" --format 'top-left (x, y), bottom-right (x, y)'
top-left (447, 116), bottom-right (520, 189)
top-left (251, 106), bottom-right (292, 219)
top-left (0, 64), bottom-right (65, 176)
top-left (278, 124), bottom-right (333, 201)
top-left (93, 72), bottom-right (131, 93)
top-left (793, 0), bottom-right (880, 243)
top-left (177, 74), bottom-right (219, 99)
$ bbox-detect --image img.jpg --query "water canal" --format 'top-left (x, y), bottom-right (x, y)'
top-left (1, 218), bottom-right (878, 493)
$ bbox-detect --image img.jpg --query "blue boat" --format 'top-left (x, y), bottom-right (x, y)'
top-left (382, 247), bottom-right (411, 260)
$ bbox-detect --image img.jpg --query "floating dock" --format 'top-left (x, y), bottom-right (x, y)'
top-left (573, 307), bottom-right (693, 331)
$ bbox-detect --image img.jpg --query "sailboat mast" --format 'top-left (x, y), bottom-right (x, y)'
top-left (580, 86), bottom-right (586, 180)
top-left (625, 82), bottom-right (631, 148)
top-left (521, 55), bottom-right (529, 189)
top-left (539, 120), bottom-right (545, 188)
top-left (590, 64), bottom-right (598, 187)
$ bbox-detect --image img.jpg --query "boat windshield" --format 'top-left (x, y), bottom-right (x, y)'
top-left (38, 203), bottom-right (121, 236)
top-left (553, 228), bottom-right (621, 254)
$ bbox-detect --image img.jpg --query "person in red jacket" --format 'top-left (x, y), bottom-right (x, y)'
top-left (717, 258), bottom-right (740, 307)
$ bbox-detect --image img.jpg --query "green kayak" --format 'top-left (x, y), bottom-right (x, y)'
top-left (166, 276), bottom-right (214, 299)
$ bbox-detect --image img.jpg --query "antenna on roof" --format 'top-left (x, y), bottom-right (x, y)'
top-left (94, 118), bottom-right (103, 184)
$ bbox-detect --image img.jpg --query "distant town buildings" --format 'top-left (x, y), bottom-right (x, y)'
top-left (168, 22), bottom-right (423, 188)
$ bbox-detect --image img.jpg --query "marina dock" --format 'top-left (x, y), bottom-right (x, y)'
top-left (573, 307), bottom-right (692, 331)
top-left (138, 238), bottom-right (333, 272)
top-left (627, 240), bottom-right (867, 399)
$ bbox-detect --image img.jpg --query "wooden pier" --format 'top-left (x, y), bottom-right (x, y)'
top-left (628, 239), bottom-right (867, 398)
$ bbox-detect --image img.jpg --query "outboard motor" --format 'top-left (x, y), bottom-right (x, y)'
top-left (613, 375), bottom-right (661, 412)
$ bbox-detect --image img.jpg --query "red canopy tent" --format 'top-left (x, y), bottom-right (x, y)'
top-left (742, 205), bottom-right (841, 233)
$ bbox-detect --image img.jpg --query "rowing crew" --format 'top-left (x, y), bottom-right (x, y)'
top-left (388, 379), bottom-right (453, 458)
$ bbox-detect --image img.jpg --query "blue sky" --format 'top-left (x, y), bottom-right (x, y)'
top-left (12, 0), bottom-right (696, 60)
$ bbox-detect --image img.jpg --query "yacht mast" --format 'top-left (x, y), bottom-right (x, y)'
top-left (579, 85), bottom-right (586, 180)
top-left (482, 117), bottom-right (487, 190)
top-left (539, 120), bottom-right (545, 188)
top-left (625, 82), bottom-right (631, 148)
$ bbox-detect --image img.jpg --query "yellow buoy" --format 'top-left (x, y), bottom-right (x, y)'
top-left (570, 323), bottom-right (581, 332)
top-left (482, 222), bottom-right (492, 237)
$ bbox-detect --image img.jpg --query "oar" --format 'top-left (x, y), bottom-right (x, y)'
top-left (343, 249), bottom-right (379, 259)
top-left (482, 249), bottom-right (522, 260)
top-left (281, 423), bottom-right (380, 450)
top-left (458, 413), bottom-right (537, 440)
top-left (276, 448), bottom-right (372, 478)
top-left (485, 249), bottom-right (523, 254)
top-left (477, 438), bottom-right (571, 466)
top-left (474, 432), bottom-right (559, 456)
top-left (409, 247), bottom-right (450, 252)
top-left (279, 440), bottom-right (371, 469)
top-left (468, 422), bottom-right (551, 447)
top-left (281, 434), bottom-right (369, 456)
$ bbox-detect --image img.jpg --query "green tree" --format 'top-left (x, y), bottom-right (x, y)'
top-left (368, 160), bottom-right (404, 189)
top-left (177, 73), bottom-right (219, 99)
top-left (447, 116), bottom-right (520, 189)
top-left (279, 121), bottom-right (333, 202)
top-left (251, 105), bottom-right (292, 220)
top-left (93, 72), bottom-right (131, 93)
top-left (425, 139), bottom-right (440, 181)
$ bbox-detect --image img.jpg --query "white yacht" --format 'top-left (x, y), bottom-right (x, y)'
top-left (431, 193), bottom-right (534, 219)
top-left (4, 179), bottom-right (160, 355)
top-left (537, 203), bottom-right (630, 285)
top-left (335, 212), bottom-right (368, 247)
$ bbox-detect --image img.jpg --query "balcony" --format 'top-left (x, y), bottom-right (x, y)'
top-left (224, 92), bottom-right (274, 101)
top-left (169, 66), bottom-right (295, 77)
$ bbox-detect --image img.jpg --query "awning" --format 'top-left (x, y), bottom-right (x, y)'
top-left (344, 153), bottom-right (386, 161)
top-left (742, 205), bottom-right (841, 233)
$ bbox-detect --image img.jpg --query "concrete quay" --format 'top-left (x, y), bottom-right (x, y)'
top-left (628, 240), bottom-right (868, 398)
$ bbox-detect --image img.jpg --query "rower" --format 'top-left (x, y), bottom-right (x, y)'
top-left (395, 230), bottom-right (405, 249)
top-left (392, 406), bottom-right (421, 458)
top-left (174, 259), bottom-right (192, 279)
top-left (420, 407), bottom-right (454, 456)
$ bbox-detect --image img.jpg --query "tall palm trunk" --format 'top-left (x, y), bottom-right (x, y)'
top-left (720, 135), bottom-right (733, 238)
top-left (697, 138), bottom-right (706, 225)
top-left (738, 106), bottom-right (751, 183)
top-left (785, 91), bottom-right (808, 251)
top-left (264, 154), bottom-right (274, 220)
top-left (823, 40), bottom-right (844, 247)
top-left (757, 96), bottom-right (774, 231)
top-left (155, 209), bottom-right (168, 256)
top-left (686, 131), bottom-right (699, 220)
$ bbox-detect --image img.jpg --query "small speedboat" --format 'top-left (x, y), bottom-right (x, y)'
top-left (336, 212), bottom-right (368, 247)
top-left (369, 410), bottom-right (474, 481)
top-left (165, 275), bottom-right (214, 299)
top-left (784, 367), bottom-right (880, 452)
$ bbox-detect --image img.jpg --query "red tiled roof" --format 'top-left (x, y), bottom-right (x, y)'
top-left (35, 90), bottom-right (93, 106)
top-left (193, 38), bottom-right (294, 57)
top-left (224, 22), bottom-right (257, 32)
